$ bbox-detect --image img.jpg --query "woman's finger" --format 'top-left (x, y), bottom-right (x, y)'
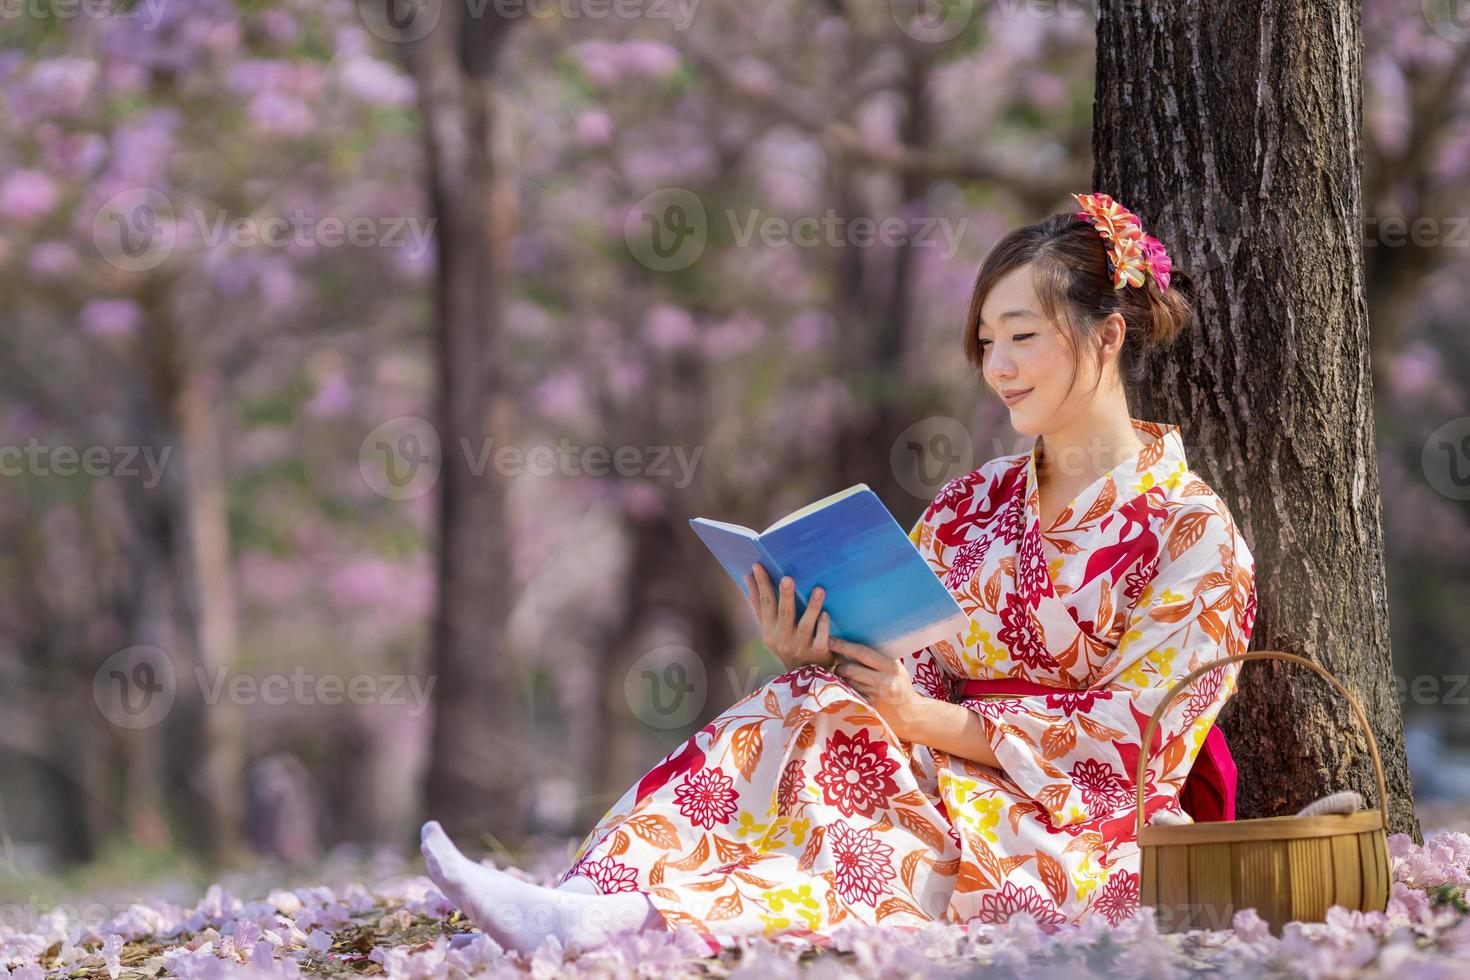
top-left (813, 611), bottom-right (831, 664)
top-left (796, 586), bottom-right (825, 645)
top-left (777, 575), bottom-right (796, 638)
top-left (828, 638), bottom-right (883, 667)
top-left (751, 564), bottom-right (775, 629)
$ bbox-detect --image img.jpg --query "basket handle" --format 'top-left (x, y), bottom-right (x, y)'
top-left (1134, 650), bottom-right (1390, 840)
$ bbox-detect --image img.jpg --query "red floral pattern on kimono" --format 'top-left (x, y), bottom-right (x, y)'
top-left (558, 418), bottom-right (1256, 953)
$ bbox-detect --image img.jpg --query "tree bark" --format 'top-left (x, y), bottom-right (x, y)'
top-left (1093, 0), bottom-right (1420, 838)
top-left (403, 1), bottom-right (528, 844)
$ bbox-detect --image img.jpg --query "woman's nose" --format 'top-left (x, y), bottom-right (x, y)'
top-left (987, 353), bottom-right (1016, 380)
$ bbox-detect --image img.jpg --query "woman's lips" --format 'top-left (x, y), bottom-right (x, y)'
top-left (1002, 388), bottom-right (1033, 405)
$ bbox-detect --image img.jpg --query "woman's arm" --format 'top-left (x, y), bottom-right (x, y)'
top-left (896, 695), bottom-right (1002, 770)
top-left (828, 638), bottom-right (1002, 769)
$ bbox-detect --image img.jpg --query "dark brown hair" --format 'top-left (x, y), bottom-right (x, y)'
top-left (962, 209), bottom-right (1196, 400)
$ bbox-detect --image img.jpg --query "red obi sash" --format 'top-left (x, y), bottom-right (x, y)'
top-left (956, 677), bottom-right (1237, 823)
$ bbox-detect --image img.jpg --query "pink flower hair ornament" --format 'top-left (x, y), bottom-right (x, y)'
top-left (1071, 192), bottom-right (1173, 292)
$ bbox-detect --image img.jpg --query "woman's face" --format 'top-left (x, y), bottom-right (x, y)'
top-left (976, 262), bottom-right (1097, 436)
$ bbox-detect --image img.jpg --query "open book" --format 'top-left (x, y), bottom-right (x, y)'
top-left (689, 484), bottom-right (969, 659)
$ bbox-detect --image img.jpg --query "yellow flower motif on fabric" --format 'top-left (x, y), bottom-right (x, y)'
top-left (944, 772), bottom-right (980, 807)
top-left (758, 913), bottom-right (792, 937)
top-left (1146, 647), bottom-right (1175, 676)
top-left (735, 811), bottom-right (767, 840)
top-left (764, 883), bottom-right (819, 913)
top-left (761, 884), bottom-right (821, 933)
top-left (758, 815), bottom-right (809, 849)
top-left (1072, 853), bottom-right (1108, 902)
top-left (1162, 462), bottom-right (1186, 491)
top-left (1188, 718), bottom-right (1209, 754)
top-left (1120, 661), bottom-right (1150, 688)
top-left (966, 619), bottom-right (985, 649)
top-left (964, 795), bottom-right (1004, 843)
top-left (1131, 472), bottom-right (1157, 494)
top-left (963, 621), bottom-right (1006, 672)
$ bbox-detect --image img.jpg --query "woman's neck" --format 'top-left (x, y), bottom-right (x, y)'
top-left (1035, 413), bottom-right (1148, 486)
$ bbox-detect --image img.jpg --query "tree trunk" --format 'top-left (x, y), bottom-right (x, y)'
top-left (403, 2), bottom-right (527, 844)
top-left (167, 366), bottom-right (246, 861)
top-left (1093, 0), bottom-right (1420, 838)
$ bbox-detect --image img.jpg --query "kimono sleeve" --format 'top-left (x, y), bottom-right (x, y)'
top-left (961, 503), bottom-right (1257, 828)
top-left (897, 501), bottom-right (964, 703)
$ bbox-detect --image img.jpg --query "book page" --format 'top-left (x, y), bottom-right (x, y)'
top-left (761, 483), bottom-right (868, 535)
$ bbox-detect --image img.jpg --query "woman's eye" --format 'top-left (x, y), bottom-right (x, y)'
top-left (1014, 333), bottom-right (1035, 341)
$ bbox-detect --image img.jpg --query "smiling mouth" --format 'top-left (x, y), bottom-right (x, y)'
top-left (1003, 388), bottom-right (1033, 404)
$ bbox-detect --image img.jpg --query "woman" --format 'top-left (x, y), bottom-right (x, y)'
top-left (420, 193), bottom-right (1258, 956)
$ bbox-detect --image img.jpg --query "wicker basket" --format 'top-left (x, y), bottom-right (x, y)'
top-left (1136, 650), bottom-right (1392, 934)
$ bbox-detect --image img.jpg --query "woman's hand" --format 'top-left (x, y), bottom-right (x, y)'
top-left (744, 563), bottom-right (834, 672)
top-left (830, 638), bottom-right (923, 741)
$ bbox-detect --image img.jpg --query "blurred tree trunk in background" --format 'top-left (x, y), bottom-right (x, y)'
top-left (829, 45), bottom-right (931, 511)
top-left (403, 2), bottom-right (528, 844)
top-left (1094, 0), bottom-right (1421, 838)
top-left (1361, 37), bottom-right (1470, 386)
top-left (147, 302), bottom-right (246, 862)
top-left (169, 367), bottom-right (246, 861)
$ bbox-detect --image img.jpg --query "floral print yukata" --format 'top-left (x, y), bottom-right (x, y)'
top-left (557, 418), bottom-right (1257, 953)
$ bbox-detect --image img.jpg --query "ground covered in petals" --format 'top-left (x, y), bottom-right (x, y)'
top-left (3, 829), bottom-right (1468, 979)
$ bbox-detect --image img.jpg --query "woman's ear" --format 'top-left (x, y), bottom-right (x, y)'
top-left (1100, 312), bottom-right (1126, 357)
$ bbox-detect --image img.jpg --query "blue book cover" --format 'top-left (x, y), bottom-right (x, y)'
top-left (690, 484), bottom-right (969, 659)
